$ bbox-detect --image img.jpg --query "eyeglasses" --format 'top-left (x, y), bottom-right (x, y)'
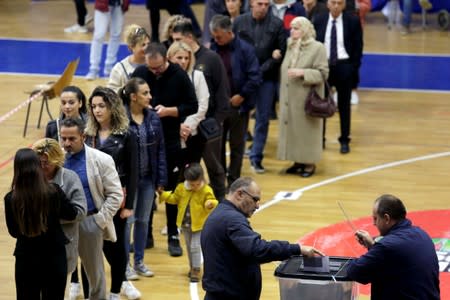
top-left (241, 189), bottom-right (261, 203)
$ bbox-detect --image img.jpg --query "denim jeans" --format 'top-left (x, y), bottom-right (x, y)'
top-left (89, 5), bottom-right (124, 73)
top-left (249, 80), bottom-right (277, 164)
top-left (402, 0), bottom-right (412, 27)
top-left (125, 175), bottom-right (155, 264)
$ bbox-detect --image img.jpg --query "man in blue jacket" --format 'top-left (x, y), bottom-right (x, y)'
top-left (201, 177), bottom-right (323, 300)
top-left (209, 15), bottom-right (262, 186)
top-left (347, 194), bottom-right (440, 300)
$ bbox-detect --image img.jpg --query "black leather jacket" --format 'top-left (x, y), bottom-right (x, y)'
top-left (85, 130), bottom-right (138, 210)
top-left (233, 12), bottom-right (286, 81)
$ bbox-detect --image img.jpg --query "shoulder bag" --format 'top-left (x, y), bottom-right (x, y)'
top-left (304, 77), bottom-right (336, 118)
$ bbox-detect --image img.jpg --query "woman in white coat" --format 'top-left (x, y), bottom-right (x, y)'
top-left (278, 16), bottom-right (329, 177)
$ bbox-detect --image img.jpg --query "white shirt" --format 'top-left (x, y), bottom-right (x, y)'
top-left (324, 13), bottom-right (349, 60)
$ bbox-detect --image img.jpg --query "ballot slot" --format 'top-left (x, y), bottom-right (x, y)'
top-left (275, 255), bottom-right (355, 280)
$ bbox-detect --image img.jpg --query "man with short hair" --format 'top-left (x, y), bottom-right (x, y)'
top-left (347, 194), bottom-right (440, 300)
top-left (132, 43), bottom-right (198, 256)
top-left (233, 0), bottom-right (286, 173)
top-left (172, 20), bottom-right (230, 201)
top-left (209, 15), bottom-right (262, 186)
top-left (201, 177), bottom-right (323, 300)
top-left (60, 118), bottom-right (122, 300)
top-left (313, 0), bottom-right (363, 154)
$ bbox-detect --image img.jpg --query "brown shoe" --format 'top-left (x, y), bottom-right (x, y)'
top-left (190, 268), bottom-right (201, 283)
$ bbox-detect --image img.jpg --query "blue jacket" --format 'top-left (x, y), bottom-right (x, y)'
top-left (211, 37), bottom-right (262, 113)
top-left (201, 200), bottom-right (300, 300)
top-left (347, 219), bottom-right (440, 300)
top-left (127, 107), bottom-right (167, 188)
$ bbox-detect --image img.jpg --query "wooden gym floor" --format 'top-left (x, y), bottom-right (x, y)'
top-left (0, 1), bottom-right (449, 299)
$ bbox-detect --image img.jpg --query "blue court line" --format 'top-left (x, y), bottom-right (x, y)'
top-left (1, 38), bottom-right (449, 91)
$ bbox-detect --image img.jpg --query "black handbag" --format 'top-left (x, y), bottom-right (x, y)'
top-left (304, 80), bottom-right (336, 118)
top-left (198, 117), bottom-right (221, 142)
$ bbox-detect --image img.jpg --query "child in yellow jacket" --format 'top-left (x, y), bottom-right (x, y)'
top-left (160, 163), bottom-right (218, 282)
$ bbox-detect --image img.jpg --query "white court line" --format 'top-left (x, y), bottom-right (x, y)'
top-left (190, 150), bottom-right (450, 298)
top-left (257, 151), bottom-right (450, 213)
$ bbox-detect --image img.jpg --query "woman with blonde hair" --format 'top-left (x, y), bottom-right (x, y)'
top-left (32, 138), bottom-right (87, 275)
top-left (108, 24), bottom-right (150, 92)
top-left (161, 14), bottom-right (186, 48)
top-left (167, 41), bottom-right (209, 164)
top-left (84, 86), bottom-right (140, 300)
top-left (278, 16), bottom-right (329, 177)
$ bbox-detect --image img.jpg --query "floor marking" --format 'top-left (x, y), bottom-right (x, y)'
top-left (256, 151), bottom-right (450, 214)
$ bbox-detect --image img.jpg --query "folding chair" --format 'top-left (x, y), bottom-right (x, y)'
top-left (23, 58), bottom-right (79, 137)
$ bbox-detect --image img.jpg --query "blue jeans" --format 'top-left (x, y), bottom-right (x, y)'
top-left (125, 175), bottom-right (155, 264)
top-left (89, 5), bottom-right (124, 73)
top-left (249, 80), bottom-right (277, 164)
top-left (402, 0), bottom-right (412, 27)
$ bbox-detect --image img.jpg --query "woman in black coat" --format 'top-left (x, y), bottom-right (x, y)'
top-left (84, 86), bottom-right (140, 298)
top-left (4, 148), bottom-right (78, 300)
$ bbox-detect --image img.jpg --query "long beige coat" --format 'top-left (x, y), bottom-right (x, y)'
top-left (277, 39), bottom-right (329, 164)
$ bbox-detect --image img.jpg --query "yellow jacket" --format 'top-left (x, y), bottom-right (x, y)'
top-left (161, 181), bottom-right (218, 232)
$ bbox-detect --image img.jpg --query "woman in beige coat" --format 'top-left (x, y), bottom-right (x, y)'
top-left (277, 16), bottom-right (329, 177)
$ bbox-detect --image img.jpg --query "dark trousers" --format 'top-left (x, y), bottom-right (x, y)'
top-left (146, 0), bottom-right (181, 42)
top-left (202, 120), bottom-right (227, 201)
top-left (165, 148), bottom-right (183, 238)
top-left (103, 212), bottom-right (127, 293)
top-left (328, 62), bottom-right (353, 144)
top-left (73, 0), bottom-right (87, 26)
top-left (221, 109), bottom-right (250, 186)
top-left (16, 250), bottom-right (67, 300)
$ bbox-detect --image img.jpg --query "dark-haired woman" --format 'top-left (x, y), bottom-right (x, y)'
top-left (45, 85), bottom-right (87, 142)
top-left (119, 77), bottom-right (167, 280)
top-left (84, 86), bottom-right (140, 299)
top-left (4, 148), bottom-right (78, 300)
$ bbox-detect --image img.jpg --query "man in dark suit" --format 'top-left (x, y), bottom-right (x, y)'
top-left (313, 0), bottom-right (363, 154)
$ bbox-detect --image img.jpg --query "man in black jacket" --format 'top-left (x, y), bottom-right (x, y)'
top-left (172, 20), bottom-right (230, 201)
top-left (201, 177), bottom-right (323, 300)
top-left (132, 43), bottom-right (198, 257)
top-left (313, 0), bottom-right (363, 154)
top-left (233, 0), bottom-right (286, 173)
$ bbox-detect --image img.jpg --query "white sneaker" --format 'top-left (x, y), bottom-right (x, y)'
top-left (109, 293), bottom-right (120, 300)
top-left (126, 264), bottom-right (139, 281)
top-left (85, 70), bottom-right (99, 81)
top-left (64, 24), bottom-right (88, 33)
top-left (160, 225), bottom-right (168, 235)
top-left (121, 281), bottom-right (142, 300)
top-left (69, 282), bottom-right (81, 300)
top-left (85, 14), bottom-right (93, 25)
top-left (351, 90), bottom-right (359, 105)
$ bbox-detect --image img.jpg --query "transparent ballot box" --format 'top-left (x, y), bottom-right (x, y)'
top-left (274, 256), bottom-right (359, 300)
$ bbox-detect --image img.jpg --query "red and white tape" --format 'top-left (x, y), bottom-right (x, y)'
top-left (0, 90), bottom-right (44, 124)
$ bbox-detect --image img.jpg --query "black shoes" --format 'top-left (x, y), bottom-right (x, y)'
top-left (168, 235), bottom-right (183, 257)
top-left (340, 143), bottom-right (350, 154)
top-left (251, 160), bottom-right (265, 174)
top-left (285, 163), bottom-right (305, 174)
top-left (286, 163), bottom-right (315, 177)
top-left (300, 164), bottom-right (316, 178)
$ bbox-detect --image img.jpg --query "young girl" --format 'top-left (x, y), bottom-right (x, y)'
top-left (160, 163), bottom-right (218, 282)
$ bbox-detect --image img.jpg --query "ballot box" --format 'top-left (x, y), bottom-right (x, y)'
top-left (274, 256), bottom-right (359, 300)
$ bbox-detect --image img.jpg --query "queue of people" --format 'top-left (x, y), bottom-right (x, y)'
top-left (4, 1), bottom-right (441, 300)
